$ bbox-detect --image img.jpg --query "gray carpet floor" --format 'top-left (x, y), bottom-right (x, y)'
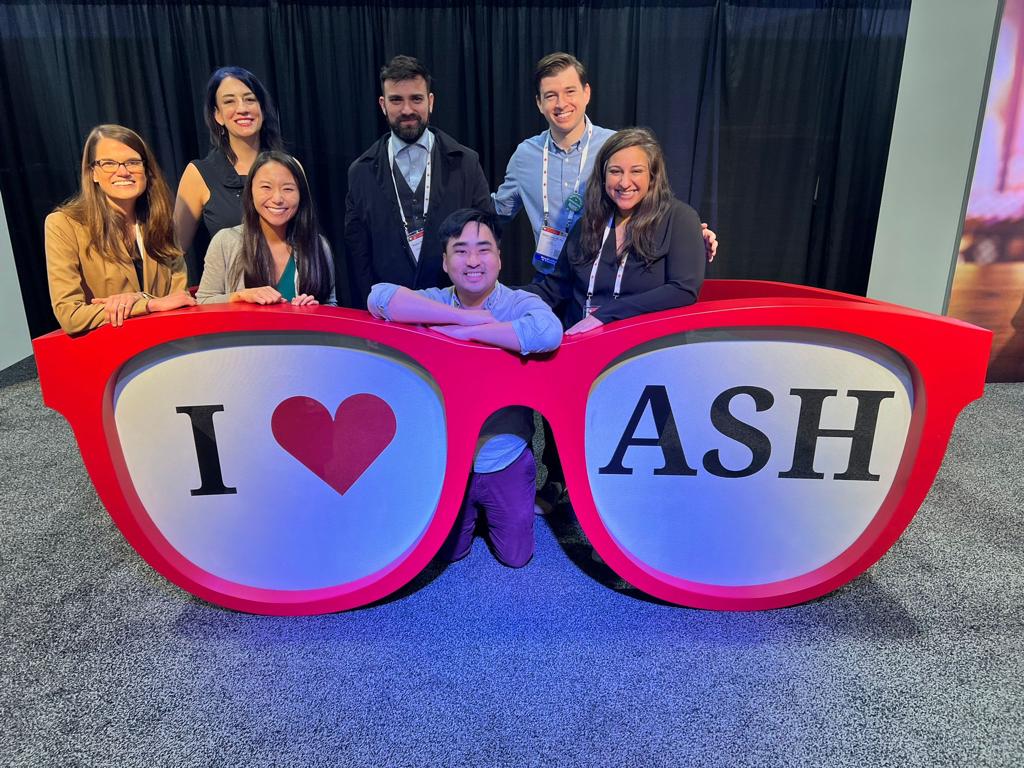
top-left (0, 355), bottom-right (1021, 767)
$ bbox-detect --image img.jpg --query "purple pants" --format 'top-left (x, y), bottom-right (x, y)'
top-left (441, 447), bottom-right (537, 568)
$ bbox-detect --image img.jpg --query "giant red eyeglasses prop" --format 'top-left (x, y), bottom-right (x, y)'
top-left (32, 280), bottom-right (990, 615)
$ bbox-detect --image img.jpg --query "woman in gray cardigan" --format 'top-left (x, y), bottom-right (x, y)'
top-left (197, 151), bottom-right (336, 306)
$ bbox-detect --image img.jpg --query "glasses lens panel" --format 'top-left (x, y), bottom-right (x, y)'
top-left (585, 329), bottom-right (913, 587)
top-left (112, 332), bottom-right (446, 591)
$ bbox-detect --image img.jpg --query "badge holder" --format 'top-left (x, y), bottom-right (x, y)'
top-left (533, 227), bottom-right (567, 274)
top-left (406, 226), bottom-right (425, 264)
top-left (533, 193), bottom-right (585, 274)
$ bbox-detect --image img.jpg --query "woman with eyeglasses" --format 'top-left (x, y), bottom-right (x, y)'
top-left (196, 151), bottom-right (336, 306)
top-left (174, 67), bottom-right (284, 258)
top-left (45, 124), bottom-right (196, 334)
top-left (527, 127), bottom-right (705, 334)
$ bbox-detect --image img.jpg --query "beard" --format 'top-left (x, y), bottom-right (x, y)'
top-left (389, 113), bottom-right (428, 143)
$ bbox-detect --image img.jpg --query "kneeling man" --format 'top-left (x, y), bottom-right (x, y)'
top-left (368, 208), bottom-right (562, 567)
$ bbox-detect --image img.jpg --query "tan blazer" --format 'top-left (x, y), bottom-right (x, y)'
top-left (44, 211), bottom-right (187, 334)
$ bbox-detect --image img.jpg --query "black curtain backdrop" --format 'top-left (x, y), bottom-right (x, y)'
top-left (0, 0), bottom-right (910, 337)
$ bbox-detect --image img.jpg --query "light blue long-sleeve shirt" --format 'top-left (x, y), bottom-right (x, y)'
top-left (491, 118), bottom-right (615, 245)
top-left (368, 281), bottom-right (562, 472)
top-left (368, 281), bottom-right (562, 355)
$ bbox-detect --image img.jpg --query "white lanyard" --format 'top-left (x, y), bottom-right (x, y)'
top-left (388, 132), bottom-right (433, 229)
top-left (542, 119), bottom-right (593, 228)
top-left (584, 216), bottom-right (628, 316)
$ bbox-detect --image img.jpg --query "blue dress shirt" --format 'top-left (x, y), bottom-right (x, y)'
top-left (492, 117), bottom-right (615, 245)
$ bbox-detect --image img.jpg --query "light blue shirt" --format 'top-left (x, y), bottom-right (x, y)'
top-left (389, 130), bottom-right (433, 191)
top-left (367, 281), bottom-right (562, 472)
top-left (492, 117), bottom-right (615, 245)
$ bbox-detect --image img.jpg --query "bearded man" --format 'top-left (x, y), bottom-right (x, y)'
top-left (344, 55), bottom-right (493, 307)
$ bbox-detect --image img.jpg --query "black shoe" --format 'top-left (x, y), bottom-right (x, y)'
top-left (535, 480), bottom-right (565, 515)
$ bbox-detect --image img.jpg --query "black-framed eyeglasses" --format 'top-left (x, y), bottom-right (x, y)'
top-left (92, 159), bottom-right (145, 174)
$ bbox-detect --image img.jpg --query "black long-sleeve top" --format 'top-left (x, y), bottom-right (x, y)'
top-left (525, 197), bottom-right (705, 327)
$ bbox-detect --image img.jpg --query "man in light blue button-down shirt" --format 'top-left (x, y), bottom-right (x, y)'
top-left (368, 208), bottom-right (561, 568)
top-left (493, 53), bottom-right (719, 514)
top-left (493, 53), bottom-right (614, 250)
top-left (492, 53), bottom-right (613, 516)
top-left (493, 53), bottom-right (718, 263)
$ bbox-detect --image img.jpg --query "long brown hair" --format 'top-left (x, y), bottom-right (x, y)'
top-left (577, 127), bottom-right (673, 268)
top-left (233, 151), bottom-right (332, 302)
top-left (58, 124), bottom-right (181, 265)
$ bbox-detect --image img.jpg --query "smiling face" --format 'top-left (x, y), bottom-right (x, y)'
top-left (536, 66), bottom-right (591, 141)
top-left (604, 145), bottom-right (652, 217)
top-left (91, 137), bottom-right (147, 207)
top-left (214, 76), bottom-right (264, 140)
top-left (250, 160), bottom-right (300, 233)
top-left (380, 76), bottom-right (434, 143)
top-left (442, 221), bottom-right (501, 306)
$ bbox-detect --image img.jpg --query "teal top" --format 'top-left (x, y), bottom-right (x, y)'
top-left (275, 256), bottom-right (296, 300)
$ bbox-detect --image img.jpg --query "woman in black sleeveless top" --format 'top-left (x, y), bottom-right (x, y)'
top-left (173, 67), bottom-right (284, 260)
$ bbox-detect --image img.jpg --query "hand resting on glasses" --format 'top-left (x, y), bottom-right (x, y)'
top-left (45, 124), bottom-right (194, 334)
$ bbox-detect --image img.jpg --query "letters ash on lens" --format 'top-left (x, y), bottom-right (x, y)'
top-left (585, 331), bottom-right (914, 587)
top-left (112, 335), bottom-right (447, 591)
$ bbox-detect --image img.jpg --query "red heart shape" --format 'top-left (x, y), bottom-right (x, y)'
top-left (271, 394), bottom-right (397, 496)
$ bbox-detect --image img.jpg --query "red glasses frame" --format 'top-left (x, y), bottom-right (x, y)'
top-left (33, 279), bottom-right (991, 614)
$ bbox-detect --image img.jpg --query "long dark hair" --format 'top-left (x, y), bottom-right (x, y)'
top-left (577, 127), bottom-right (673, 268)
top-left (59, 124), bottom-right (181, 265)
top-left (234, 151), bottom-right (332, 302)
top-left (204, 66), bottom-right (284, 165)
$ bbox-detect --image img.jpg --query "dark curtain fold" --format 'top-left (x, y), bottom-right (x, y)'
top-left (0, 0), bottom-right (909, 337)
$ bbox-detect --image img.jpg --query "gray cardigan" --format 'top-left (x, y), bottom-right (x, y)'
top-left (196, 225), bottom-right (337, 306)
